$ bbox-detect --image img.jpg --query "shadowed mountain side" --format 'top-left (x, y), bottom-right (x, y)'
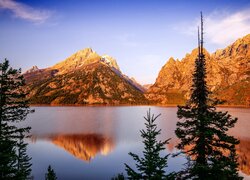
top-left (25, 62), bottom-right (148, 105)
top-left (146, 34), bottom-right (250, 106)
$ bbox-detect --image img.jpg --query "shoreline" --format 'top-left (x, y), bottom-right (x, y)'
top-left (29, 104), bottom-right (250, 108)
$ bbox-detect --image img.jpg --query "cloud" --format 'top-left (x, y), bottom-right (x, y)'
top-left (175, 9), bottom-right (250, 46)
top-left (206, 9), bottom-right (250, 45)
top-left (0, 0), bottom-right (51, 23)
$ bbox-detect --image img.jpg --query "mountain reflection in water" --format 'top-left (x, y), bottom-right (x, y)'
top-left (31, 134), bottom-right (250, 175)
top-left (166, 138), bottom-right (250, 176)
top-left (32, 134), bottom-right (114, 162)
top-left (26, 107), bottom-right (250, 179)
top-left (237, 138), bottom-right (250, 175)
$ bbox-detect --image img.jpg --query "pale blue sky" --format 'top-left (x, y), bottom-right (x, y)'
top-left (0, 0), bottom-right (250, 84)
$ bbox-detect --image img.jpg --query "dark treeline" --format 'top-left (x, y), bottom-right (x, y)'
top-left (0, 59), bottom-right (33, 179)
top-left (0, 60), bottom-right (58, 180)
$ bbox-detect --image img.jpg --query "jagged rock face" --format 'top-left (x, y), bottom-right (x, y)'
top-left (25, 65), bottom-right (39, 73)
top-left (52, 48), bottom-right (101, 74)
top-left (146, 34), bottom-right (250, 106)
top-left (101, 55), bottom-right (120, 71)
top-left (24, 48), bottom-right (148, 105)
top-left (211, 34), bottom-right (250, 105)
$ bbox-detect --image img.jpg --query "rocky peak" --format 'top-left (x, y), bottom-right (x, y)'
top-left (100, 55), bottom-right (120, 71)
top-left (212, 34), bottom-right (250, 59)
top-left (25, 65), bottom-right (39, 74)
top-left (146, 34), bottom-right (250, 106)
top-left (52, 48), bottom-right (101, 74)
top-left (168, 57), bottom-right (176, 64)
top-left (75, 48), bottom-right (96, 58)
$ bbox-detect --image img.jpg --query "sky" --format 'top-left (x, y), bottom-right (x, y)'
top-left (0, 0), bottom-right (250, 84)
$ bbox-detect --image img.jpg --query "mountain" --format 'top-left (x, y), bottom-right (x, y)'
top-left (146, 34), bottom-right (250, 106)
top-left (24, 48), bottom-right (148, 105)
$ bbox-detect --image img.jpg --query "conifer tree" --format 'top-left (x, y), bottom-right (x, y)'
top-left (175, 12), bottom-right (242, 179)
top-left (0, 59), bottom-right (33, 179)
top-left (16, 132), bottom-right (32, 179)
top-left (125, 109), bottom-right (173, 179)
top-left (111, 173), bottom-right (125, 180)
top-left (45, 165), bottom-right (57, 180)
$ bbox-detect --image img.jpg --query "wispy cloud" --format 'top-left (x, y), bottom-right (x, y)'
top-left (175, 9), bottom-right (250, 46)
top-left (0, 0), bottom-right (51, 23)
top-left (206, 9), bottom-right (250, 45)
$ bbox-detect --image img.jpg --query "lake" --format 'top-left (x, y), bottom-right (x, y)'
top-left (22, 106), bottom-right (250, 179)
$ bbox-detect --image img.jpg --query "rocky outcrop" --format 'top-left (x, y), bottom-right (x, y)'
top-left (146, 34), bottom-right (250, 106)
top-left (101, 55), bottom-right (120, 71)
top-left (25, 66), bottom-right (40, 74)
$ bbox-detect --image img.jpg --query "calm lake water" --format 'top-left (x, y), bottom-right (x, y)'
top-left (22, 106), bottom-right (250, 180)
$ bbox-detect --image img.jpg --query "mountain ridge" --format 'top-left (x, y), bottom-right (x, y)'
top-left (146, 34), bottom-right (250, 106)
top-left (24, 34), bottom-right (250, 106)
top-left (24, 48), bottom-right (148, 105)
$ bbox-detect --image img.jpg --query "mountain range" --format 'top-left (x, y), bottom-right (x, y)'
top-left (146, 34), bottom-right (250, 106)
top-left (24, 34), bottom-right (250, 106)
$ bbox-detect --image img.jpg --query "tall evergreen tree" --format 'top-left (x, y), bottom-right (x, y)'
top-left (125, 109), bottom-right (173, 179)
top-left (45, 165), bottom-right (57, 180)
top-left (16, 132), bottom-right (32, 179)
top-left (175, 12), bottom-right (242, 179)
top-left (0, 59), bottom-right (33, 179)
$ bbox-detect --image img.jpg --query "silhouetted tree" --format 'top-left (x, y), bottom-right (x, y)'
top-left (125, 109), bottom-right (174, 179)
top-left (45, 165), bottom-right (57, 180)
top-left (175, 12), bottom-right (242, 179)
top-left (16, 132), bottom-right (32, 179)
top-left (0, 59), bottom-right (33, 179)
top-left (111, 173), bottom-right (125, 180)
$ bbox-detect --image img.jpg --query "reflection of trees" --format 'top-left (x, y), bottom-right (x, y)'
top-left (166, 138), bottom-right (250, 176)
top-left (49, 134), bottom-right (114, 162)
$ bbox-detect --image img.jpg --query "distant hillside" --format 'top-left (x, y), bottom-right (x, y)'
top-left (146, 34), bottom-right (250, 106)
top-left (24, 48), bottom-right (148, 105)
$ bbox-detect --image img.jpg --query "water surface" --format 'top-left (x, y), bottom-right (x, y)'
top-left (22, 106), bottom-right (250, 179)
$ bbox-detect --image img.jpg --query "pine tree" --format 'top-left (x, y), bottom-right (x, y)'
top-left (16, 132), bottom-right (32, 179)
top-left (125, 109), bottom-right (173, 179)
top-left (111, 173), bottom-right (125, 180)
top-left (45, 165), bottom-right (57, 180)
top-left (0, 59), bottom-right (33, 179)
top-left (175, 12), bottom-right (242, 179)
